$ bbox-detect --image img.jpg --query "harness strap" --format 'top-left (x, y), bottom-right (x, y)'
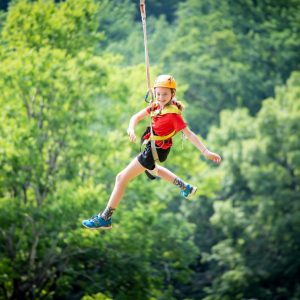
top-left (149, 130), bottom-right (176, 141)
top-left (150, 139), bottom-right (159, 163)
top-left (144, 129), bottom-right (175, 165)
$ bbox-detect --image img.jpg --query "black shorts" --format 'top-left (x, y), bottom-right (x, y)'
top-left (137, 141), bottom-right (170, 170)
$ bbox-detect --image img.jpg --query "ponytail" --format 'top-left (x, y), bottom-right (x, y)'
top-left (171, 99), bottom-right (185, 112)
top-left (170, 88), bottom-right (184, 111)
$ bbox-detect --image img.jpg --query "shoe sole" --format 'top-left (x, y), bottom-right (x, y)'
top-left (82, 224), bottom-right (112, 230)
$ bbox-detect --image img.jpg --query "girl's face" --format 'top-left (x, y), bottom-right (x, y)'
top-left (155, 87), bottom-right (174, 106)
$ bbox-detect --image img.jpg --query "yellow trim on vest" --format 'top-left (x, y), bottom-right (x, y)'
top-left (150, 104), bottom-right (181, 117)
top-left (150, 130), bottom-right (176, 141)
top-left (161, 105), bottom-right (181, 115)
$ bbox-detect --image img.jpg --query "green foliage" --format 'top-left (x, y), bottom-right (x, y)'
top-left (0, 0), bottom-right (10, 10)
top-left (0, 1), bottom-right (200, 299)
top-left (0, 46), bottom-right (109, 204)
top-left (164, 0), bottom-right (300, 135)
top-left (104, 14), bottom-right (175, 68)
top-left (82, 293), bottom-right (112, 300)
top-left (1, 0), bottom-right (300, 299)
top-left (0, 10), bottom-right (6, 31)
top-left (205, 71), bottom-right (300, 299)
top-left (133, 0), bottom-right (185, 23)
top-left (0, 2), bottom-right (113, 297)
top-left (98, 0), bottom-right (135, 48)
top-left (2, 0), bottom-right (102, 54)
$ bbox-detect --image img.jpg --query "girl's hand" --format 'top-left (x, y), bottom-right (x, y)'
top-left (204, 150), bottom-right (222, 164)
top-left (127, 128), bottom-right (136, 143)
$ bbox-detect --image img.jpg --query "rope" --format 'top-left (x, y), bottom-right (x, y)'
top-left (140, 0), bottom-right (154, 103)
top-left (139, 0), bottom-right (159, 164)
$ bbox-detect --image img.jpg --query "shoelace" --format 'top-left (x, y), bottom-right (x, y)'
top-left (90, 215), bottom-right (99, 221)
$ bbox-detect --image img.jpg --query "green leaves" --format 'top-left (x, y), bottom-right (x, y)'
top-left (2, 0), bottom-right (102, 54)
top-left (163, 0), bottom-right (300, 135)
top-left (205, 71), bottom-right (300, 299)
top-left (1, 0), bottom-right (300, 299)
top-left (0, 1), bottom-right (200, 299)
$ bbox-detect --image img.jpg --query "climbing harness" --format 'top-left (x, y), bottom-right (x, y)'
top-left (143, 104), bottom-right (181, 143)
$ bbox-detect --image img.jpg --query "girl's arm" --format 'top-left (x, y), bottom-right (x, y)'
top-left (182, 127), bottom-right (222, 164)
top-left (127, 107), bottom-right (149, 143)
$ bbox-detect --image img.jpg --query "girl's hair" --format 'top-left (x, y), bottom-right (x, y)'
top-left (170, 89), bottom-right (184, 111)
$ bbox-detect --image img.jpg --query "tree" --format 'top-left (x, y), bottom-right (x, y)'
top-left (2, 0), bottom-right (102, 54)
top-left (203, 71), bottom-right (300, 300)
top-left (0, 0), bottom-right (10, 10)
top-left (164, 0), bottom-right (300, 135)
top-left (0, 0), bottom-right (110, 298)
top-left (0, 1), bottom-right (200, 299)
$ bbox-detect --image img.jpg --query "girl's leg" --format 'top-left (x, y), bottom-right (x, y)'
top-left (101, 157), bottom-right (146, 219)
top-left (155, 164), bottom-right (176, 183)
top-left (155, 164), bottom-right (197, 197)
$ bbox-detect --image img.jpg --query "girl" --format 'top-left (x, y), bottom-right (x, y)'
top-left (82, 75), bottom-right (221, 229)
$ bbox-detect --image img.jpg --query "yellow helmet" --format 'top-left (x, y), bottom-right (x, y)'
top-left (154, 74), bottom-right (176, 89)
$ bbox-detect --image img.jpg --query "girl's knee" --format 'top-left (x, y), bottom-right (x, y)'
top-left (116, 170), bottom-right (128, 185)
top-left (115, 172), bottom-right (123, 184)
top-left (149, 166), bottom-right (159, 177)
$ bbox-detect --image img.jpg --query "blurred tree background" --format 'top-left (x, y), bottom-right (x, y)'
top-left (0, 0), bottom-right (299, 299)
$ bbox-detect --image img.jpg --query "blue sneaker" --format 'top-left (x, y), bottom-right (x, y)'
top-left (82, 214), bottom-right (112, 230)
top-left (181, 184), bottom-right (197, 199)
